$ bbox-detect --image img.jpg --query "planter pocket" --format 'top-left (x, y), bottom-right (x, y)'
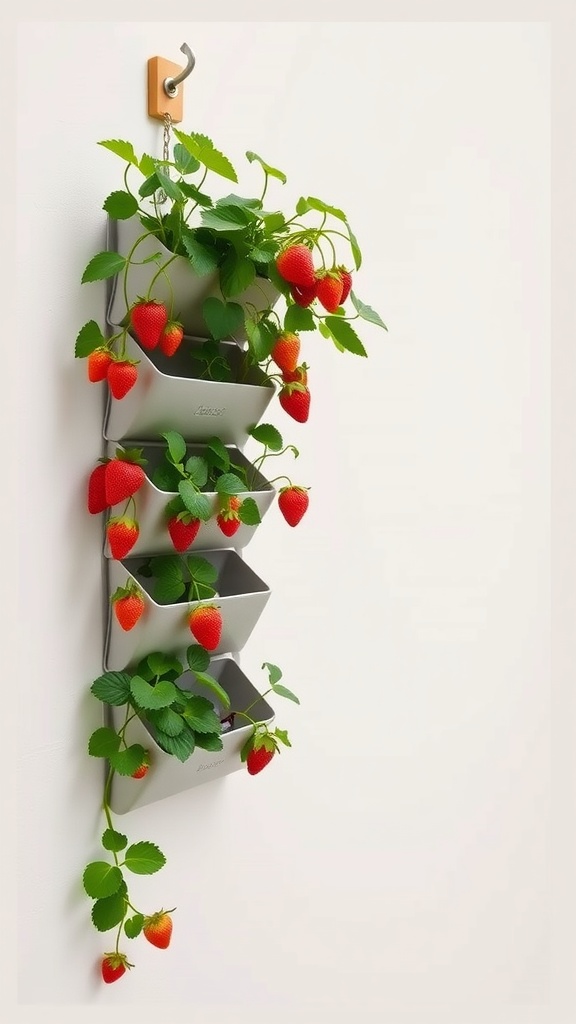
top-left (104, 440), bottom-right (275, 557)
top-left (107, 656), bottom-right (275, 814)
top-left (104, 549), bottom-right (271, 670)
top-left (106, 215), bottom-right (280, 341)
top-left (103, 332), bottom-right (275, 445)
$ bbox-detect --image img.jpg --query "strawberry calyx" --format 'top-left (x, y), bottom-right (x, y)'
top-left (110, 579), bottom-right (143, 604)
top-left (114, 445), bottom-right (147, 467)
top-left (102, 951), bottom-right (134, 971)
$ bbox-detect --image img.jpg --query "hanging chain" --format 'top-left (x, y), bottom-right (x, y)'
top-left (156, 111), bottom-right (172, 206)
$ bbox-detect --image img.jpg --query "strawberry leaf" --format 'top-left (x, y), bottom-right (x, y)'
top-left (274, 728), bottom-right (292, 747)
top-left (101, 829), bottom-right (128, 852)
top-left (240, 732), bottom-right (256, 762)
top-left (202, 297), bottom-right (244, 341)
top-left (324, 317), bottom-right (368, 357)
top-left (215, 473), bottom-right (246, 496)
top-left (181, 230), bottom-right (220, 275)
top-left (155, 725), bottom-right (196, 761)
top-left (350, 291), bottom-right (387, 330)
top-left (184, 456), bottom-right (209, 488)
top-left (91, 894), bottom-right (126, 932)
top-left (98, 139), bottom-right (139, 167)
top-left (75, 320), bottom-right (106, 358)
top-left (220, 250), bottom-right (257, 297)
top-left (108, 744), bottom-right (148, 776)
top-left (238, 497), bottom-right (261, 526)
top-left (173, 130), bottom-right (238, 182)
top-left (83, 862), bottom-right (124, 899)
top-left (249, 423), bottom-right (283, 451)
top-left (81, 251), bottom-right (126, 283)
top-left (182, 695), bottom-right (222, 734)
top-left (186, 555), bottom-right (218, 586)
top-left (103, 190), bottom-right (138, 220)
top-left (206, 436), bottom-right (230, 471)
top-left (123, 841), bottom-right (166, 875)
top-left (147, 651), bottom-right (183, 677)
top-left (124, 914), bottom-right (144, 939)
top-left (130, 675), bottom-right (178, 710)
top-left (262, 662), bottom-right (282, 686)
top-left (90, 671), bottom-right (131, 706)
top-left (186, 644), bottom-right (211, 673)
top-left (161, 430), bottom-right (187, 466)
top-left (193, 671), bottom-right (231, 710)
top-left (173, 143), bottom-right (201, 174)
top-left (147, 707), bottom-right (185, 736)
top-left (270, 682), bottom-right (300, 704)
top-left (284, 305), bottom-right (315, 333)
top-left (246, 150), bottom-right (287, 184)
top-left (178, 481), bottom-right (212, 521)
top-left (194, 731), bottom-right (224, 751)
top-left (88, 727), bottom-right (121, 758)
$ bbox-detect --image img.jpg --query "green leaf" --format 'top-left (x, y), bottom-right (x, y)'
top-left (182, 695), bottom-right (222, 734)
top-left (246, 150), bottom-right (287, 184)
top-left (271, 682), bottom-right (300, 704)
top-left (173, 130), bottom-right (238, 182)
top-left (161, 430), bottom-right (187, 466)
top-left (181, 230), bottom-right (220, 275)
top-left (81, 251), bottom-right (126, 284)
top-left (284, 304), bottom-right (316, 333)
top-left (88, 727), bottom-right (121, 758)
top-left (101, 829), bottom-right (128, 853)
top-left (173, 143), bottom-right (200, 175)
top-left (274, 727), bottom-right (292, 747)
top-left (318, 321), bottom-right (332, 340)
top-left (262, 662), bottom-right (283, 685)
top-left (148, 706), bottom-right (185, 737)
top-left (123, 841), bottom-right (166, 875)
top-left (138, 172), bottom-right (161, 198)
top-left (98, 139), bottom-right (139, 168)
top-left (103, 190), bottom-right (138, 220)
top-left (108, 744), bottom-right (148, 776)
top-left (193, 671), bottom-right (231, 710)
top-left (186, 555), bottom-right (218, 586)
top-left (184, 455), bottom-right (209, 488)
top-left (124, 913), bottom-right (144, 939)
top-left (350, 291), bottom-right (387, 330)
top-left (305, 195), bottom-right (347, 222)
top-left (90, 671), bottom-right (131, 706)
top-left (153, 463), bottom-right (181, 492)
top-left (75, 320), bottom-right (106, 358)
top-left (220, 250), bottom-right (257, 298)
top-left (215, 473), bottom-right (246, 496)
top-left (178, 481), bottom-right (212, 521)
top-left (83, 861), bottom-right (124, 899)
top-left (347, 224), bottom-right (362, 270)
top-left (263, 212), bottom-right (286, 232)
top-left (206, 436), bottom-right (230, 471)
top-left (296, 197), bottom-right (311, 216)
top-left (240, 732), bottom-right (255, 762)
top-left (185, 648), bottom-right (211, 679)
top-left (91, 894), bottom-right (126, 932)
top-left (249, 423), bottom-right (283, 451)
top-left (146, 554), bottom-right (185, 603)
top-left (156, 170), bottom-right (184, 202)
top-left (200, 204), bottom-right (252, 232)
top-left (139, 153), bottom-right (156, 177)
top-left (202, 298), bottom-right (244, 341)
top-left (179, 182), bottom-right (213, 206)
top-left (130, 675), bottom-right (178, 710)
top-left (216, 193), bottom-right (262, 209)
top-left (147, 651), bottom-right (183, 677)
top-left (194, 731), bottom-right (224, 751)
top-left (238, 497), bottom-right (261, 525)
top-left (324, 317), bottom-right (368, 357)
top-left (155, 725), bottom-right (196, 761)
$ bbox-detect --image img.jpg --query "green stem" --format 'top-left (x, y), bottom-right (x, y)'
top-left (260, 171), bottom-right (269, 205)
top-left (267, 475), bottom-right (293, 488)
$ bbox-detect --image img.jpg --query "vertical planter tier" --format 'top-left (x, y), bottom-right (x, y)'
top-left (104, 549), bottom-right (271, 671)
top-left (107, 657), bottom-right (275, 815)
top-left (103, 332), bottom-right (275, 445)
top-left (106, 214), bottom-right (280, 340)
top-left (104, 440), bottom-right (275, 557)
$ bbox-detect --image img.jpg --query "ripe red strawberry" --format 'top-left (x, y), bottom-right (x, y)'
top-left (132, 756), bottom-right (149, 779)
top-left (130, 300), bottom-right (168, 350)
top-left (217, 496), bottom-right (241, 538)
top-left (271, 332), bottom-right (300, 374)
top-left (276, 244), bottom-right (316, 288)
top-left (282, 363), bottom-right (308, 386)
top-left (315, 273), bottom-right (344, 313)
top-left (105, 455), bottom-right (146, 507)
top-left (247, 745), bottom-right (275, 776)
top-left (338, 267), bottom-right (353, 304)
top-left (88, 348), bottom-right (113, 382)
top-left (188, 604), bottom-right (222, 650)
top-left (279, 384), bottom-right (310, 423)
top-left (107, 361), bottom-right (138, 399)
top-left (107, 516), bottom-right (139, 559)
top-left (112, 583), bottom-right (145, 631)
top-left (278, 486), bottom-right (309, 527)
top-left (101, 952), bottom-right (132, 984)
top-left (167, 515), bottom-right (201, 552)
top-left (87, 463), bottom-right (109, 514)
top-left (159, 320), bottom-right (184, 357)
top-left (290, 282), bottom-right (317, 307)
top-left (143, 910), bottom-right (174, 949)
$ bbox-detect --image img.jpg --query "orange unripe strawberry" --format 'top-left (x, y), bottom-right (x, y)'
top-left (315, 273), bottom-right (344, 313)
top-left (271, 332), bottom-right (300, 374)
top-left (276, 244), bottom-right (316, 288)
top-left (143, 910), bottom-right (173, 949)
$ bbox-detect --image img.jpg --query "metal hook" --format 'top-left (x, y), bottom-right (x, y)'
top-left (164, 43), bottom-right (196, 97)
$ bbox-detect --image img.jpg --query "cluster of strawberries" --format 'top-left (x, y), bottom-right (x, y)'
top-left (101, 910), bottom-right (174, 983)
top-left (276, 242), bottom-right (352, 313)
top-left (87, 300), bottom-right (184, 399)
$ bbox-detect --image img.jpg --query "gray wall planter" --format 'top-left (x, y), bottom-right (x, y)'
top-left (104, 549), bottom-right (271, 671)
top-left (103, 333), bottom-right (275, 446)
top-left (107, 657), bottom-right (275, 815)
top-left (104, 441), bottom-right (275, 556)
top-left (106, 215), bottom-right (279, 341)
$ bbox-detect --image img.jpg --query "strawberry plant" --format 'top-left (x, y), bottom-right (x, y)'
top-left (84, 649), bottom-right (298, 977)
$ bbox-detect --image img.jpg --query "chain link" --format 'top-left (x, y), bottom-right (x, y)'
top-left (157, 111), bottom-right (172, 206)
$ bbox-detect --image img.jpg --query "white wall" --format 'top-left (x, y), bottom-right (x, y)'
top-left (16, 21), bottom-right (550, 1020)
